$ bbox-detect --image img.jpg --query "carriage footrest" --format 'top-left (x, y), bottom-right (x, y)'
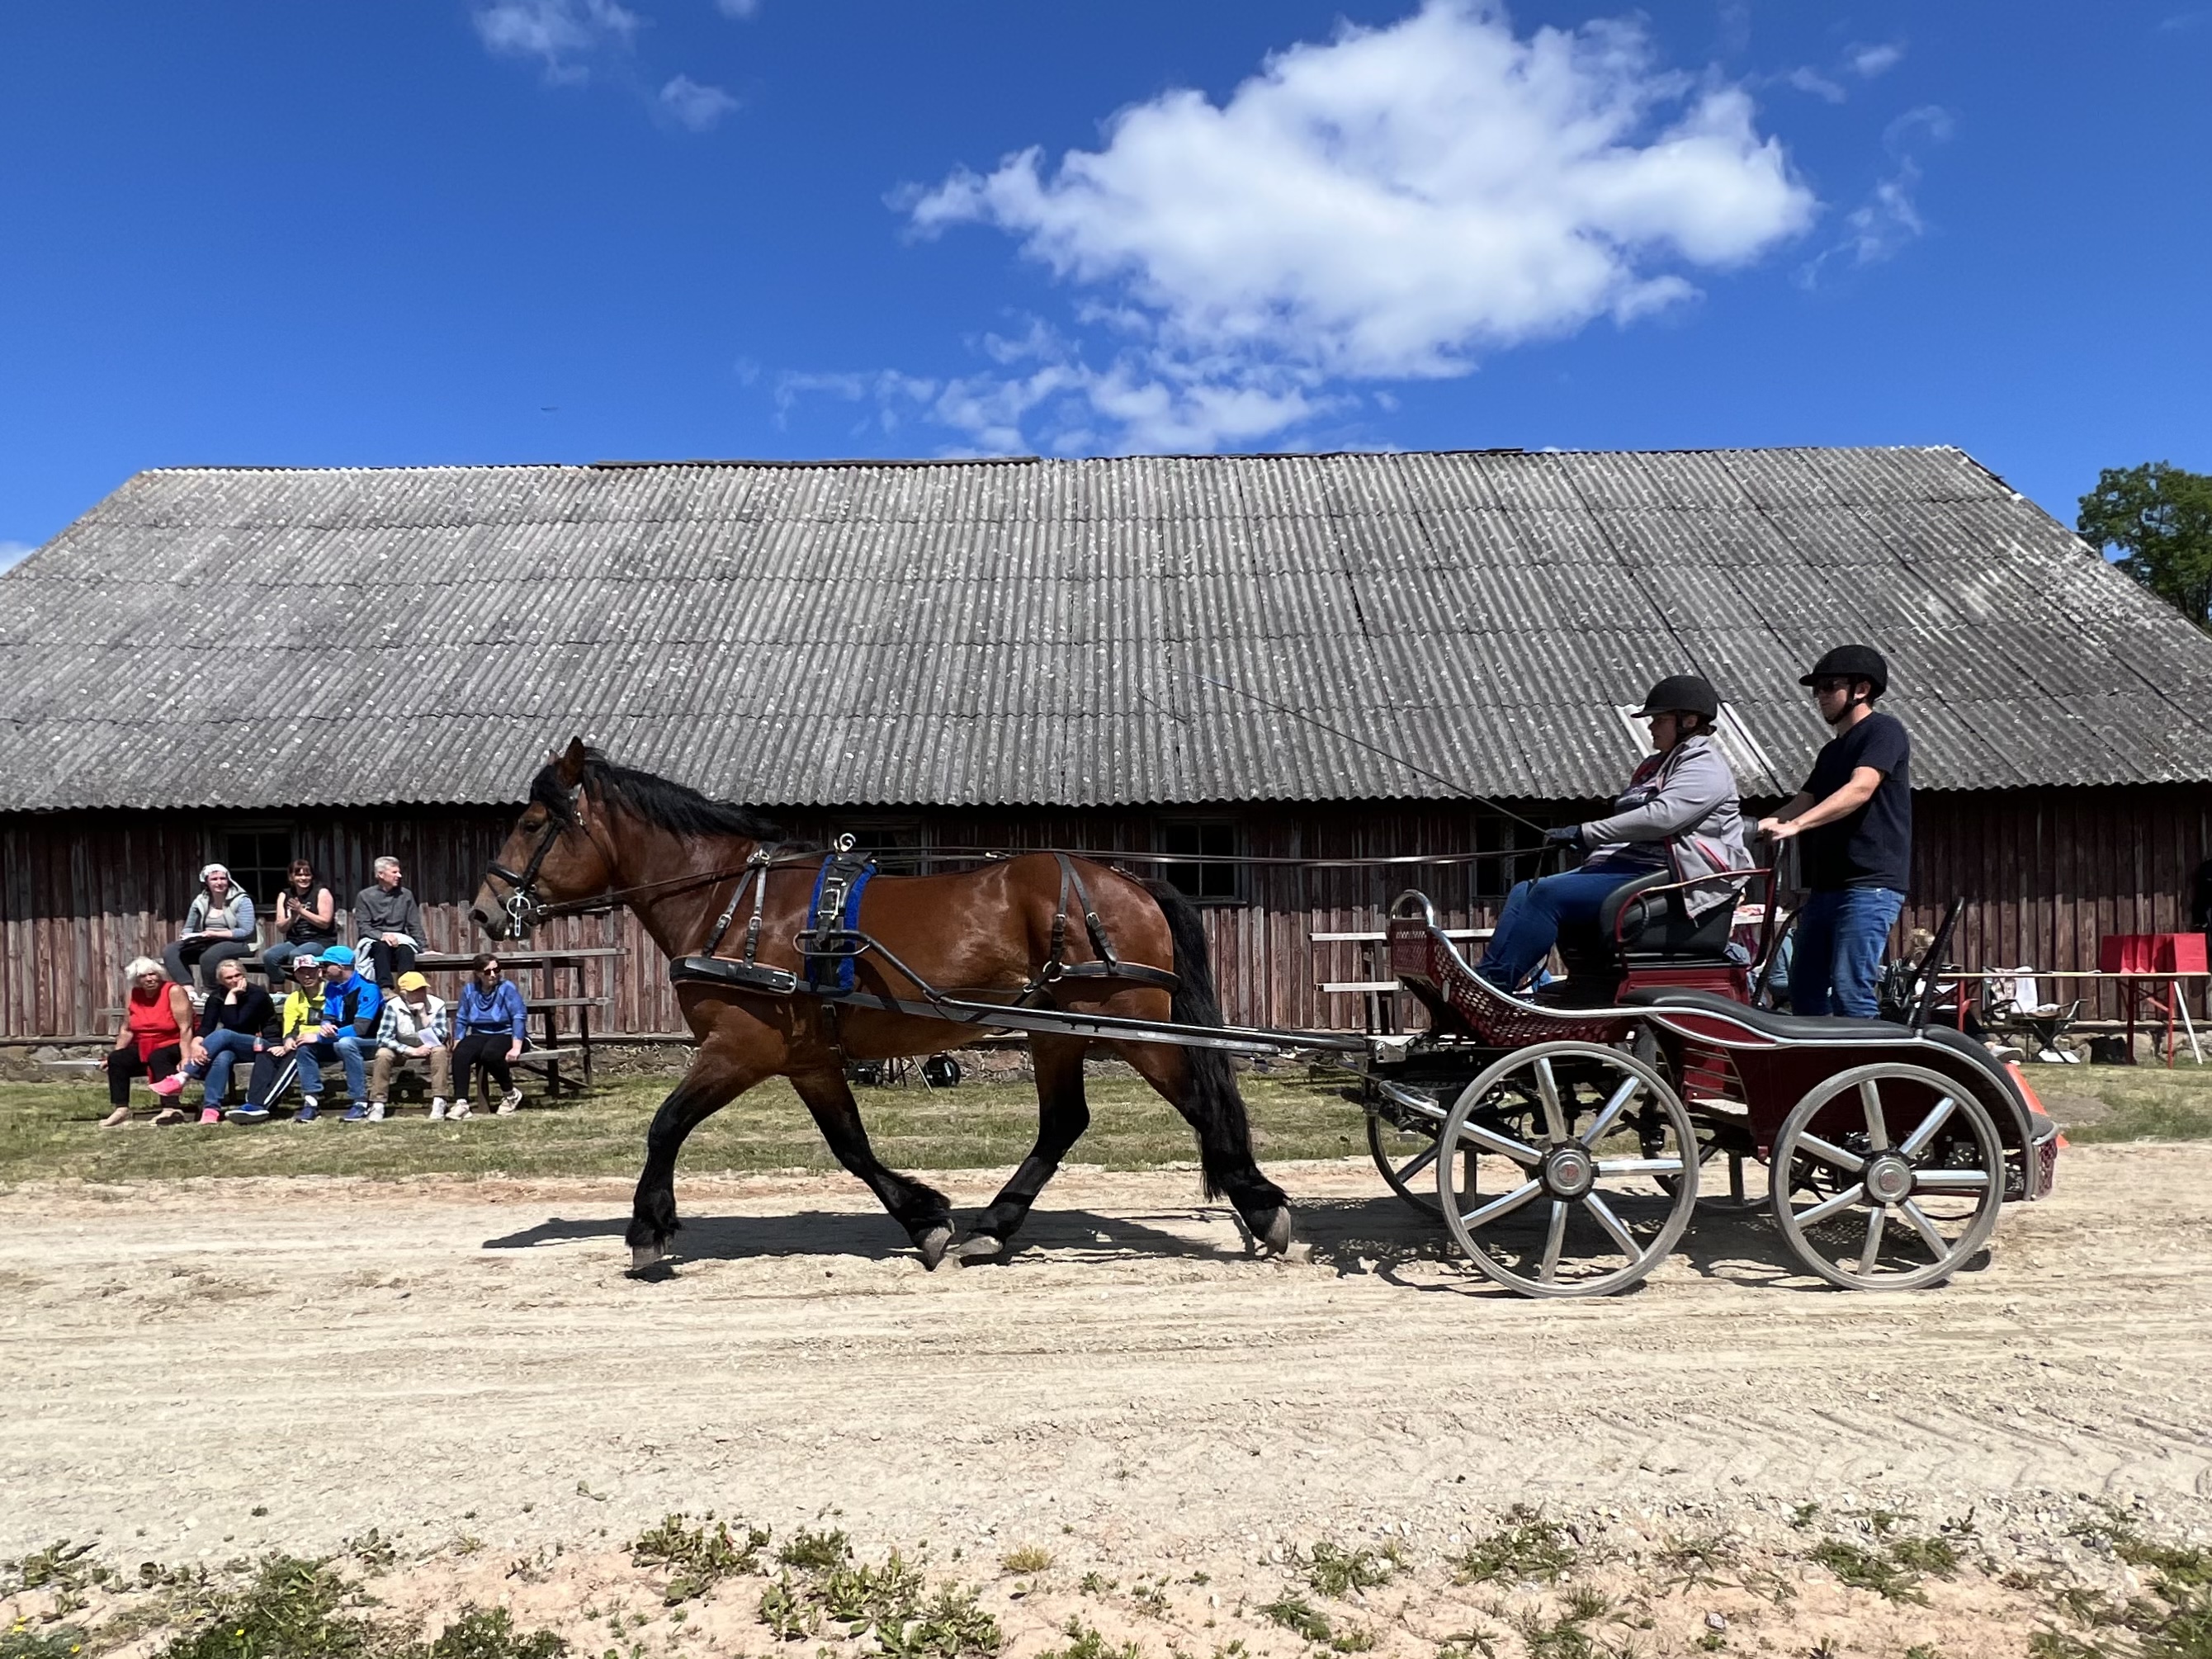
top-left (670, 956), bottom-right (799, 995)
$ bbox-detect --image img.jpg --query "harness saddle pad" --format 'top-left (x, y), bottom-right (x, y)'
top-left (803, 853), bottom-right (877, 992)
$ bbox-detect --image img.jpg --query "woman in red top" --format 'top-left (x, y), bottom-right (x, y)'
top-left (102, 957), bottom-right (195, 1127)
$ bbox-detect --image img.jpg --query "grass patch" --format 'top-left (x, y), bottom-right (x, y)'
top-left (2, 1628), bottom-right (91, 1659)
top-left (2048, 1065), bottom-right (2212, 1144)
top-left (0, 1071), bottom-right (1368, 1184)
top-left (1257, 1595), bottom-right (1332, 1643)
top-left (1037, 1620), bottom-right (1138, 1659)
top-left (1451, 1510), bottom-right (1579, 1587)
top-left (1807, 1540), bottom-right (1929, 1605)
top-left (630, 1514), bottom-right (771, 1605)
top-left (1298, 1542), bottom-right (1403, 1599)
top-left (999, 1546), bottom-right (1053, 1576)
top-left (754, 1533), bottom-right (998, 1659)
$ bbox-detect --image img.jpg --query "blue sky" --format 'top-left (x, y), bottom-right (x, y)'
top-left (2, 1), bottom-right (2207, 559)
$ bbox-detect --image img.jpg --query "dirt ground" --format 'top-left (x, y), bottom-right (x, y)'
top-left (5, 1145), bottom-right (2212, 1655)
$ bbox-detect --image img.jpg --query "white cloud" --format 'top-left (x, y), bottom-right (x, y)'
top-left (913, 2), bottom-right (1812, 383)
top-left (867, 0), bottom-right (1814, 451)
top-left (660, 74), bottom-right (739, 130)
top-left (1798, 103), bottom-right (1952, 286)
top-left (1785, 67), bottom-right (1846, 103)
top-left (474, 0), bottom-right (639, 83)
top-left (1848, 41), bottom-right (1906, 77)
top-left (0, 541), bottom-right (34, 572)
top-left (716, 0), bottom-right (761, 15)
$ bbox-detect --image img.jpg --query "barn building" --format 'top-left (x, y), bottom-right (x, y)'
top-left (2, 446), bottom-right (2209, 1042)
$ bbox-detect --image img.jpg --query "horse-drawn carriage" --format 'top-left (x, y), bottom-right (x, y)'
top-left (1354, 877), bottom-right (2061, 1298)
top-left (475, 743), bottom-right (2058, 1291)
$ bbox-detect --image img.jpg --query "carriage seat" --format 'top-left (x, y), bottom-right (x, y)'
top-left (1622, 986), bottom-right (2017, 1075)
top-left (1601, 869), bottom-right (1738, 962)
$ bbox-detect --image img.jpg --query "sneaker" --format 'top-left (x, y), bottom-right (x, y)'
top-left (149, 1073), bottom-right (187, 1098)
top-left (151, 1108), bottom-right (187, 1127)
top-left (448, 1100), bottom-right (471, 1121)
top-left (296, 1099), bottom-right (320, 1123)
top-left (498, 1089), bottom-right (523, 1116)
top-left (367, 1101), bottom-right (387, 1123)
top-left (343, 1103), bottom-right (370, 1123)
top-left (198, 1107), bottom-right (221, 1126)
top-left (428, 1099), bottom-right (447, 1122)
top-left (229, 1104), bottom-right (270, 1123)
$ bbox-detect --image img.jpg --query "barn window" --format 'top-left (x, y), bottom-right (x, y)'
top-left (223, 827), bottom-right (295, 912)
top-left (1158, 820), bottom-right (1241, 903)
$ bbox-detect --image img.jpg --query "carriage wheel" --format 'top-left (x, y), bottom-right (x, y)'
top-left (1769, 1062), bottom-right (2004, 1292)
top-left (1435, 1041), bottom-right (1698, 1298)
top-left (1368, 1108), bottom-right (1447, 1216)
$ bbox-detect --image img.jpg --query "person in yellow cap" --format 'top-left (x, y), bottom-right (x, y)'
top-left (368, 969), bottom-right (453, 1121)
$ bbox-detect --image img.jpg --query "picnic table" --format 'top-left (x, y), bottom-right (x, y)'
top-left (413, 947), bottom-right (619, 1094)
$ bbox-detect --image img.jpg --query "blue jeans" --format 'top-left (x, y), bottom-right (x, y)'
top-left (190, 1028), bottom-right (262, 1106)
top-left (1477, 867), bottom-right (1644, 990)
top-left (300, 1032), bottom-right (368, 1102)
top-left (1791, 886), bottom-right (1906, 1019)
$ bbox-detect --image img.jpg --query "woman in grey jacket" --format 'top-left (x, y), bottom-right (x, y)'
top-left (162, 863), bottom-right (258, 990)
top-left (1476, 676), bottom-right (1751, 992)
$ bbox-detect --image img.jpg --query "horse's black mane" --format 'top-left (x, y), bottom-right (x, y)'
top-left (532, 749), bottom-right (782, 842)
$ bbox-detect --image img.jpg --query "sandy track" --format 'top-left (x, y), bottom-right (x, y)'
top-left (3, 1143), bottom-right (2210, 1563)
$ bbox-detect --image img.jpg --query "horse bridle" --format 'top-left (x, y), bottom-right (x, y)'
top-left (482, 790), bottom-right (774, 938)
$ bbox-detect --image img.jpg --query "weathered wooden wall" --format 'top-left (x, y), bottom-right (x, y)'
top-left (2, 785), bottom-right (2207, 1039)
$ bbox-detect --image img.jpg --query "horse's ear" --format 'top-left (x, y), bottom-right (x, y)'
top-left (555, 736), bottom-right (588, 787)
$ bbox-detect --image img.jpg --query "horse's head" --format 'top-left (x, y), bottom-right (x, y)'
top-left (470, 736), bottom-right (620, 939)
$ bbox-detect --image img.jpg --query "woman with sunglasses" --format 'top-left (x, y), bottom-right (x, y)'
top-left (449, 952), bottom-right (527, 1119)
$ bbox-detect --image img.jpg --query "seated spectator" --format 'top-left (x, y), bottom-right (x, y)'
top-left (450, 952), bottom-right (527, 1119)
top-left (175, 956), bottom-right (276, 1123)
top-left (232, 955), bottom-right (328, 1123)
top-left (261, 858), bottom-right (339, 983)
top-left (369, 971), bottom-right (453, 1121)
top-left (353, 855), bottom-right (424, 985)
top-left (301, 946), bottom-right (383, 1123)
top-left (163, 863), bottom-right (258, 991)
top-left (101, 957), bottom-right (195, 1127)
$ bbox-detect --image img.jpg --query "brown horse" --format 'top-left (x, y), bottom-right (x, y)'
top-left (468, 740), bottom-right (1294, 1271)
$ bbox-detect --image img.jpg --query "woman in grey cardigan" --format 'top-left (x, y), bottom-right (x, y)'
top-left (1477, 676), bottom-right (1751, 992)
top-left (163, 863), bottom-right (258, 990)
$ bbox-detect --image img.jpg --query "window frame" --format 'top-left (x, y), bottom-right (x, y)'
top-left (1155, 816), bottom-right (1245, 905)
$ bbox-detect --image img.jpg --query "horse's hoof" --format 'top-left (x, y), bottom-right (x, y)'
top-left (1248, 1206), bottom-right (1293, 1257)
top-left (951, 1233), bottom-right (1004, 1266)
top-left (629, 1243), bottom-right (666, 1274)
top-left (915, 1225), bottom-right (953, 1271)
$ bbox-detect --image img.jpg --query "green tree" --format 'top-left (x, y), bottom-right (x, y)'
top-left (2077, 461), bottom-right (2212, 632)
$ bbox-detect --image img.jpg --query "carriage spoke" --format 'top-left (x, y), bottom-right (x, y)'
top-left (1463, 1179), bottom-right (1543, 1231)
top-left (1458, 1121), bottom-right (1543, 1166)
top-left (1594, 1157), bottom-right (1685, 1175)
top-left (1899, 1095), bottom-right (1957, 1158)
top-left (1392, 1141), bottom-right (1441, 1187)
top-left (1533, 1058), bottom-right (1569, 1143)
top-left (1912, 1169), bottom-right (1991, 1191)
top-left (1859, 1080), bottom-right (1890, 1151)
top-left (1797, 1182), bottom-right (1869, 1227)
top-left (1856, 1204), bottom-right (1886, 1275)
top-left (1794, 1132), bottom-right (1864, 1175)
top-left (1584, 1193), bottom-right (1640, 1257)
top-left (1539, 1201), bottom-right (1568, 1283)
top-left (1578, 1075), bottom-right (1642, 1146)
top-left (1898, 1199), bottom-right (1953, 1261)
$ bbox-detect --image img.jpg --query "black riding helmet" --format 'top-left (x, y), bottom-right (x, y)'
top-left (1632, 674), bottom-right (1721, 722)
top-left (1799, 644), bottom-right (1888, 697)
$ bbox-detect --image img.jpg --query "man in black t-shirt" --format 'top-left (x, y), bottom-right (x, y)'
top-left (1757, 645), bottom-right (1912, 1018)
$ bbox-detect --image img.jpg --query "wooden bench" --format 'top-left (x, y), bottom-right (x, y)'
top-left (1312, 926), bottom-right (1493, 1033)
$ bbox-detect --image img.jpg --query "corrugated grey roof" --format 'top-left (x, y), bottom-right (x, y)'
top-left (4, 447), bottom-right (2211, 813)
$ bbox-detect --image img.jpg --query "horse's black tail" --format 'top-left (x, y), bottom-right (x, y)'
top-left (1144, 877), bottom-right (1262, 1203)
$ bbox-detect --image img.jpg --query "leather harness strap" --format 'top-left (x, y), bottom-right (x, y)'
top-left (1022, 853), bottom-right (1179, 1001)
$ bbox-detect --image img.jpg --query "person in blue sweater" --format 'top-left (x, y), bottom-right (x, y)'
top-left (450, 952), bottom-right (528, 1119)
top-left (300, 945), bottom-right (382, 1123)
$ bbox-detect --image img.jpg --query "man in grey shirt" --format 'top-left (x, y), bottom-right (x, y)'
top-left (354, 854), bottom-right (426, 985)
top-left (1477, 675), bottom-right (1751, 992)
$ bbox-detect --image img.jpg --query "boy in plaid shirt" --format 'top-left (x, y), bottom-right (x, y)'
top-left (367, 970), bottom-right (453, 1121)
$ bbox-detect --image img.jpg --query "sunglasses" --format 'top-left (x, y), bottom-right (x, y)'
top-left (1811, 678), bottom-right (1854, 694)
